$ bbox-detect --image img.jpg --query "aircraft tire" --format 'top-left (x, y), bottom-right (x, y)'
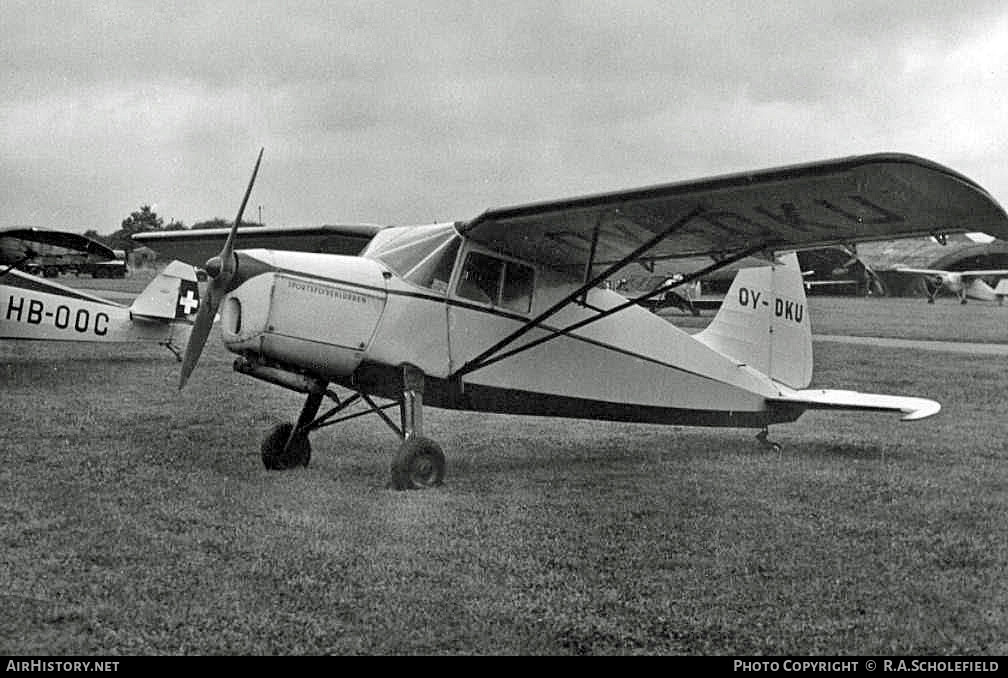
top-left (390, 436), bottom-right (445, 490)
top-left (261, 422), bottom-right (311, 470)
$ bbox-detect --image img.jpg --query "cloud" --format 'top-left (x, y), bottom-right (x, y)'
top-left (2, 1), bottom-right (1008, 231)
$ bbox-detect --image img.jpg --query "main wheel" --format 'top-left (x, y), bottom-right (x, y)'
top-left (390, 436), bottom-right (445, 490)
top-left (261, 422), bottom-right (311, 470)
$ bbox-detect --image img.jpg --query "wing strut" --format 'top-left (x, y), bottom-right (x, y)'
top-left (579, 213), bottom-right (604, 305)
top-left (451, 243), bottom-right (765, 378)
top-left (452, 205), bottom-right (723, 379)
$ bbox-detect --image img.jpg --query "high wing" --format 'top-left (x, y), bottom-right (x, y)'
top-left (132, 223), bottom-right (384, 267)
top-left (894, 266), bottom-right (1008, 279)
top-left (460, 154), bottom-right (1008, 274)
top-left (1, 228), bottom-right (116, 263)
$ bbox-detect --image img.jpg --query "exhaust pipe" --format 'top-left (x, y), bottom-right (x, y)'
top-left (233, 356), bottom-right (329, 395)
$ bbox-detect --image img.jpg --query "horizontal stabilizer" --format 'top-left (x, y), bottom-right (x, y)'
top-left (770, 388), bottom-right (941, 421)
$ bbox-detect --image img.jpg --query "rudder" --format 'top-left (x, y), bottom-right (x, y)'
top-left (129, 260), bottom-right (200, 321)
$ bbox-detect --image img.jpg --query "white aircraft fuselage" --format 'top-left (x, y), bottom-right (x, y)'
top-left (221, 227), bottom-right (811, 429)
top-left (938, 273), bottom-right (997, 301)
top-left (1, 267), bottom-right (195, 346)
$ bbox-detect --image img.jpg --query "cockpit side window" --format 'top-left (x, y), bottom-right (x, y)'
top-left (456, 250), bottom-right (535, 313)
top-left (501, 260), bottom-right (534, 313)
top-left (457, 251), bottom-right (503, 305)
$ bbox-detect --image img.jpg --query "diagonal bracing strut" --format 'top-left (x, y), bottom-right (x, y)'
top-left (452, 243), bottom-right (767, 378)
top-left (452, 205), bottom-right (706, 379)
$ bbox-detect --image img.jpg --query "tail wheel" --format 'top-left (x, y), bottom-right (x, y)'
top-left (391, 436), bottom-right (445, 490)
top-left (261, 422), bottom-right (311, 470)
top-left (756, 428), bottom-right (782, 455)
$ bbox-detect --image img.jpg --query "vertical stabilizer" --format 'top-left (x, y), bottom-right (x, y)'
top-left (696, 253), bottom-right (812, 389)
top-left (129, 261), bottom-right (200, 320)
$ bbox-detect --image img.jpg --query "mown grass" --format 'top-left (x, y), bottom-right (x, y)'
top-left (0, 297), bottom-right (1005, 655)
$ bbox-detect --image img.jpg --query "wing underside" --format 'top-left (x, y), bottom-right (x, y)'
top-left (461, 154), bottom-right (1008, 274)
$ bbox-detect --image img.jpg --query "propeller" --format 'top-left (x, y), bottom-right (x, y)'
top-left (179, 148), bottom-right (264, 389)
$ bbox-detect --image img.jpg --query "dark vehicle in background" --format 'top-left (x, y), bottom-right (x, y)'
top-left (24, 249), bottom-right (128, 278)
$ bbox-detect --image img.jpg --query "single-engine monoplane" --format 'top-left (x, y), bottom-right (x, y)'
top-left (144, 151), bottom-right (1008, 489)
top-left (894, 265), bottom-right (1008, 304)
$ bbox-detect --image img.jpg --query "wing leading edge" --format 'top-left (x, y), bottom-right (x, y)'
top-left (461, 154), bottom-right (1008, 273)
top-left (133, 224), bottom-right (385, 266)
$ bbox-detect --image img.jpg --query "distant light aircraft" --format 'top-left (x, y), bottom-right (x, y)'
top-left (612, 274), bottom-right (707, 315)
top-left (2, 227), bottom-right (200, 355)
top-left (1, 261), bottom-right (200, 356)
top-left (143, 151), bottom-right (1008, 489)
top-left (1, 227), bottom-right (117, 274)
top-left (799, 245), bottom-right (886, 296)
top-left (893, 266), bottom-right (1008, 304)
top-left (612, 244), bottom-right (884, 318)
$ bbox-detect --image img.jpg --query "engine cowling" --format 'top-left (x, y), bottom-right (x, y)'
top-left (220, 254), bottom-right (388, 379)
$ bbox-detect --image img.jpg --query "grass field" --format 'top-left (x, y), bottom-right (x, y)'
top-left (664, 294), bottom-right (1008, 344)
top-left (1, 290), bottom-right (1006, 655)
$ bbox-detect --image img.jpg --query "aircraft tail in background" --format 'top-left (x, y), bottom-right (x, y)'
top-left (129, 260), bottom-right (201, 321)
top-left (2, 262), bottom-right (197, 352)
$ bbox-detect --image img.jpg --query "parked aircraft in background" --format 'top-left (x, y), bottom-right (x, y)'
top-left (1, 228), bottom-right (116, 274)
top-left (798, 245), bottom-right (886, 296)
top-left (143, 151), bottom-right (1008, 490)
top-left (2, 228), bottom-right (200, 356)
top-left (614, 243), bottom-right (884, 316)
top-left (894, 265), bottom-right (1008, 303)
top-left (2, 262), bottom-right (199, 356)
top-left (612, 275), bottom-right (707, 315)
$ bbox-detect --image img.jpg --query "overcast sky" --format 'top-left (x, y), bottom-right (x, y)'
top-left (2, 1), bottom-right (1007, 234)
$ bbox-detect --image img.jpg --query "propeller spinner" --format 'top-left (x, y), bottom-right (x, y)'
top-left (179, 148), bottom-right (264, 389)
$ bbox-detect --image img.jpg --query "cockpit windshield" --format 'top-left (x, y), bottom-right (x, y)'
top-left (361, 222), bottom-right (461, 293)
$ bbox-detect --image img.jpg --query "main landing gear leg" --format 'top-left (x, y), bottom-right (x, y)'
top-left (756, 427), bottom-right (782, 455)
top-left (261, 390), bottom-right (323, 470)
top-left (162, 341), bottom-right (183, 362)
top-left (389, 365), bottom-right (445, 491)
